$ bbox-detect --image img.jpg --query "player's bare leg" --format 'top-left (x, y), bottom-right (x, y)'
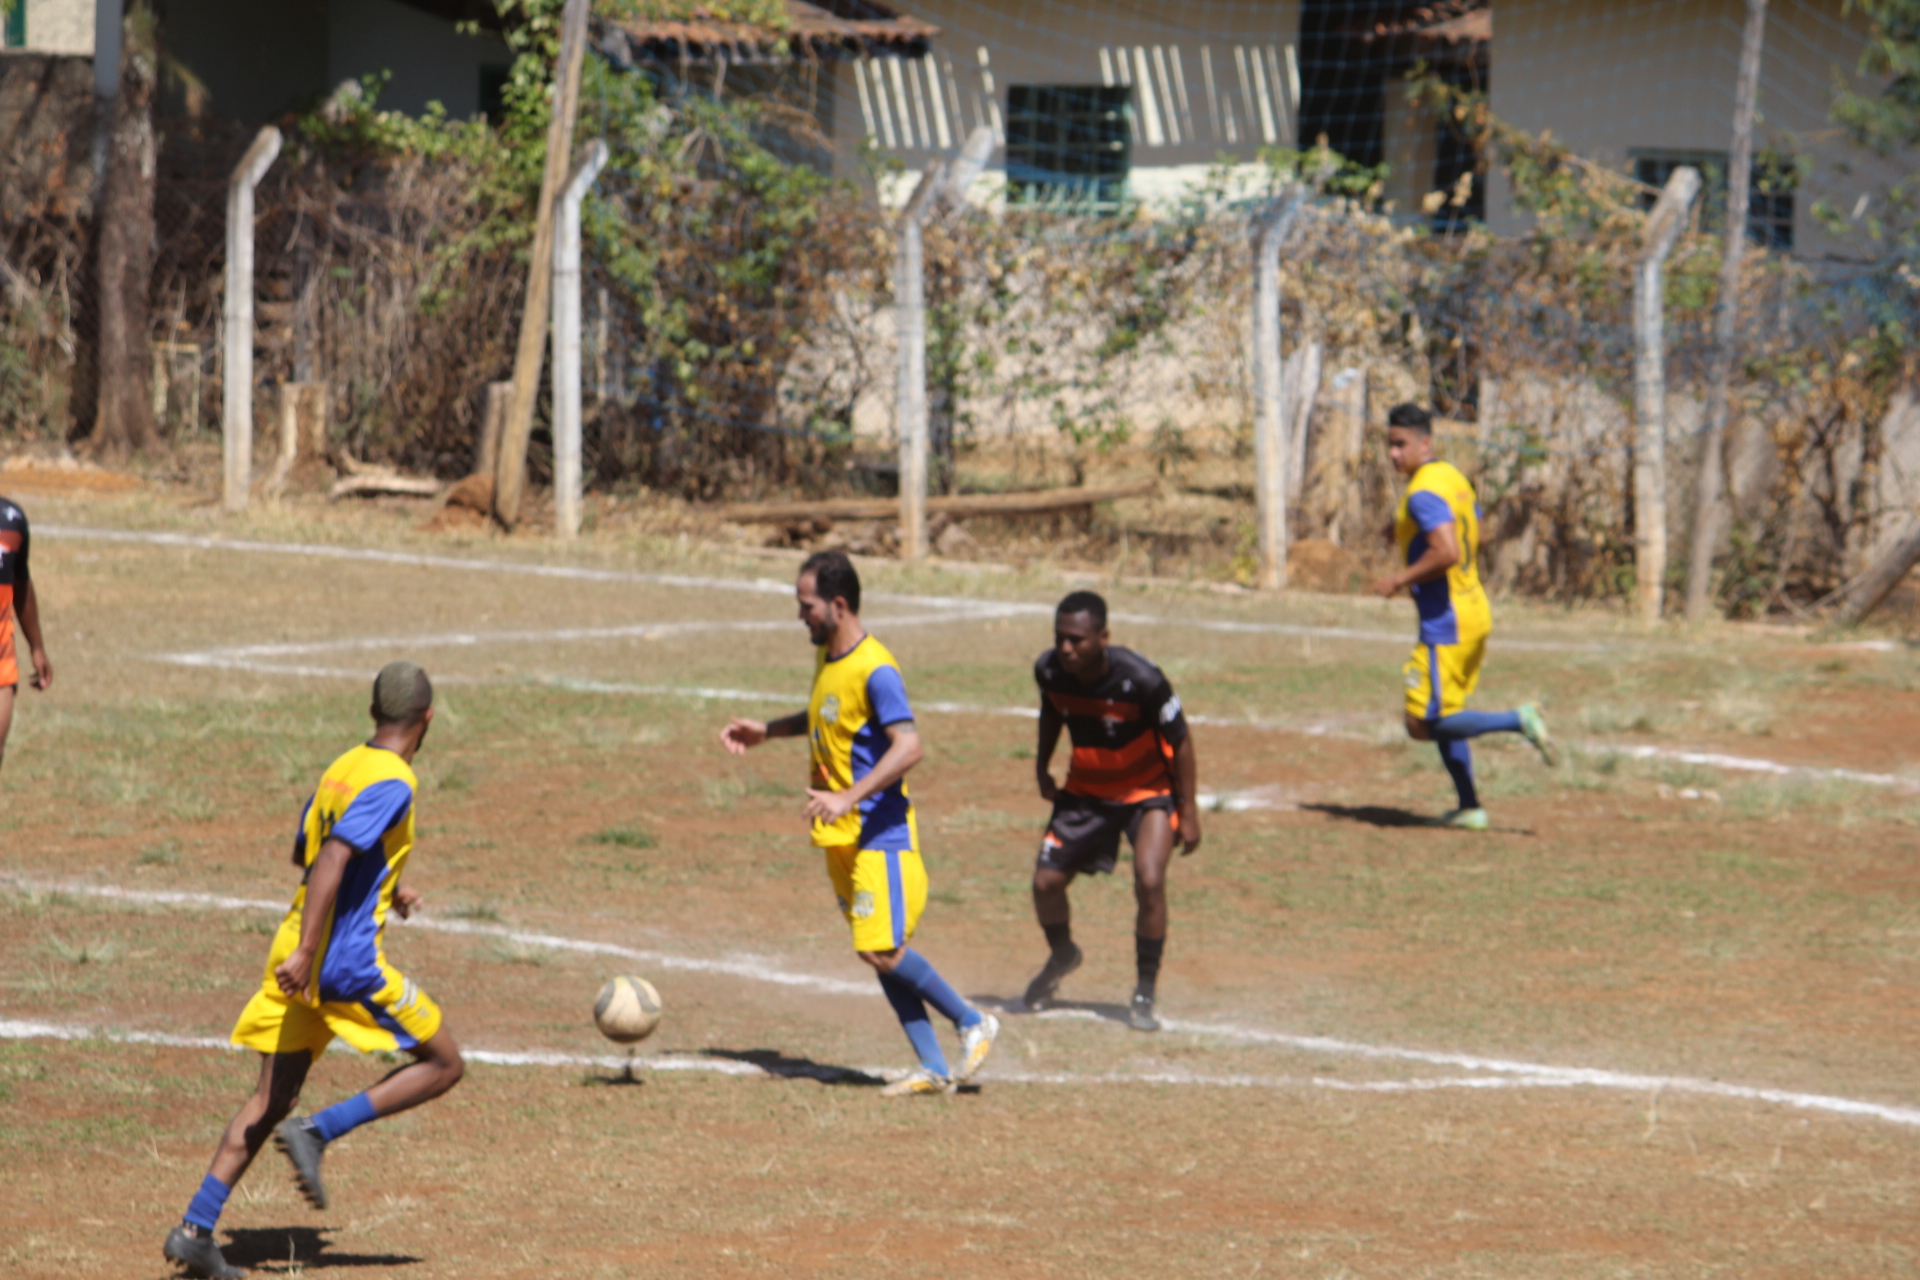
top-left (165, 1050), bottom-right (312, 1279)
top-left (1129, 811), bottom-right (1176, 1031)
top-left (276, 1027), bottom-right (465, 1208)
top-left (0, 684), bottom-right (15, 775)
top-left (1023, 866), bottom-right (1083, 1012)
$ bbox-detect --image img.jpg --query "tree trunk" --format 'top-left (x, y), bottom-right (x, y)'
top-left (89, 8), bottom-right (159, 457)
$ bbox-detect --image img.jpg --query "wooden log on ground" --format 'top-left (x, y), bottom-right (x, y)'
top-left (329, 473), bottom-right (444, 501)
top-left (715, 480), bottom-right (1156, 525)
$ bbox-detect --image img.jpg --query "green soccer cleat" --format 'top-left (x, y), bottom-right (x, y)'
top-left (955, 1013), bottom-right (999, 1084)
top-left (1442, 807), bottom-right (1490, 831)
top-left (1518, 704), bottom-right (1560, 767)
top-left (163, 1224), bottom-right (244, 1280)
top-left (274, 1117), bottom-right (329, 1210)
top-left (880, 1067), bottom-right (954, 1097)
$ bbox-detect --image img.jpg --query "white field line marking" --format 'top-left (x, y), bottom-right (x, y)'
top-left (45, 524), bottom-right (1599, 650)
top-left (9, 878), bottom-right (1920, 1130)
top-left (0, 1016), bottom-right (1605, 1095)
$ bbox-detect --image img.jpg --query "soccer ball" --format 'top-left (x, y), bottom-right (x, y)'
top-left (593, 975), bottom-right (663, 1044)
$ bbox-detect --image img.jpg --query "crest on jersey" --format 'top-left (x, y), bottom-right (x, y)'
top-left (820, 694), bottom-right (841, 724)
top-left (850, 890), bottom-right (875, 920)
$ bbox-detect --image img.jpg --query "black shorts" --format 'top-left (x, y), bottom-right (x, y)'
top-left (1036, 792), bottom-right (1177, 877)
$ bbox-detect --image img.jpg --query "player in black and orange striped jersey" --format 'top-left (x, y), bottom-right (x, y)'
top-left (1024, 590), bottom-right (1199, 1032)
top-left (0, 495), bottom-right (53, 777)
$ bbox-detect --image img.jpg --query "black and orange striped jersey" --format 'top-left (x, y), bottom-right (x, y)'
top-left (1035, 646), bottom-right (1190, 804)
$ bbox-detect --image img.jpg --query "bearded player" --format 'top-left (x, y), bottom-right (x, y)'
top-left (720, 550), bottom-right (998, 1096)
top-left (0, 494), bottom-right (53, 775)
top-left (164, 662), bottom-right (465, 1280)
top-left (1371, 403), bottom-right (1557, 830)
top-left (1022, 591), bottom-right (1200, 1033)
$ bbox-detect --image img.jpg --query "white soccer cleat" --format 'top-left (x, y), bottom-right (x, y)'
top-left (880, 1067), bottom-right (953, 1097)
top-left (955, 1013), bottom-right (999, 1084)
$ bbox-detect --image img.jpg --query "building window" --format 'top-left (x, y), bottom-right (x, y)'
top-left (478, 65), bottom-right (511, 125)
top-left (3, 1), bottom-right (25, 49)
top-left (1005, 85), bottom-right (1131, 208)
top-left (1631, 147), bottom-right (1796, 251)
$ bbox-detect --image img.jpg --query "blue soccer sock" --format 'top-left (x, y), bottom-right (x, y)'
top-left (309, 1091), bottom-right (379, 1144)
top-left (891, 948), bottom-right (982, 1030)
top-left (183, 1173), bottom-right (231, 1232)
top-left (877, 970), bottom-right (950, 1075)
top-left (1437, 739), bottom-right (1480, 810)
top-left (1429, 709), bottom-right (1523, 741)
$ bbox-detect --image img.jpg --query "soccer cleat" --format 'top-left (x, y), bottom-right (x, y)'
top-left (1518, 704), bottom-right (1560, 767)
top-left (955, 1013), bottom-right (999, 1083)
top-left (163, 1224), bottom-right (245, 1280)
top-left (880, 1067), bottom-right (953, 1097)
top-left (1021, 941), bottom-right (1083, 1013)
top-left (1128, 990), bottom-right (1162, 1033)
top-left (1442, 807), bottom-right (1490, 831)
top-left (274, 1117), bottom-right (329, 1210)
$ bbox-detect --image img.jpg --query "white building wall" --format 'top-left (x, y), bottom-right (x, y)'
top-left (22, 0), bottom-right (93, 54)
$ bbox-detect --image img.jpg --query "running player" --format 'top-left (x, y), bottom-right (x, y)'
top-left (0, 494), bottom-right (53, 775)
top-left (1023, 591), bottom-right (1200, 1033)
top-left (720, 550), bottom-right (997, 1096)
top-left (164, 662), bottom-right (464, 1280)
top-left (1371, 403), bottom-right (1557, 830)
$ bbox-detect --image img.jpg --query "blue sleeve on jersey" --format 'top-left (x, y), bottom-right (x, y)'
top-left (327, 778), bottom-right (413, 856)
top-left (866, 664), bottom-right (915, 726)
top-left (1408, 490), bottom-right (1454, 533)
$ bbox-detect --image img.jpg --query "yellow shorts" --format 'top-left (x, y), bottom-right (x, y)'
top-left (230, 964), bottom-right (442, 1057)
top-left (1404, 635), bottom-right (1486, 721)
top-left (822, 845), bottom-right (926, 953)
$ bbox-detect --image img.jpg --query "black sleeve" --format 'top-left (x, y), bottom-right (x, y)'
top-left (1147, 665), bottom-right (1189, 748)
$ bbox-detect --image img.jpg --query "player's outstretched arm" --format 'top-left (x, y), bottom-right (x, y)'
top-left (1173, 735), bottom-right (1202, 856)
top-left (17, 574), bottom-right (49, 690)
top-left (720, 711), bottom-right (806, 755)
top-left (275, 838), bottom-right (352, 1000)
top-left (1035, 702), bottom-right (1063, 801)
top-left (805, 720), bottom-right (921, 822)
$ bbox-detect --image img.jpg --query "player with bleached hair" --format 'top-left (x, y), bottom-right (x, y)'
top-left (1372, 403), bottom-right (1557, 829)
top-left (164, 662), bottom-right (465, 1280)
top-left (721, 550), bottom-right (997, 1096)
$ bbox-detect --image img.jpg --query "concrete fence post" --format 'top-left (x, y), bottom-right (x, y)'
top-left (895, 126), bottom-right (994, 560)
top-left (1632, 165), bottom-right (1701, 625)
top-left (552, 139), bottom-right (609, 540)
top-left (221, 125), bottom-right (282, 514)
top-left (1250, 186), bottom-right (1305, 590)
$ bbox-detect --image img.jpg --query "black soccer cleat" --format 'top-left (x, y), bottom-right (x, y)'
top-left (164, 1224), bottom-right (245, 1280)
top-left (274, 1117), bottom-right (329, 1210)
top-left (1128, 989), bottom-right (1162, 1033)
top-left (1020, 941), bottom-right (1083, 1013)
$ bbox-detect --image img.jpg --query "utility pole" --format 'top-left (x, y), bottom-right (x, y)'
top-left (221, 126), bottom-right (282, 512)
top-left (494, 0), bottom-right (591, 530)
top-left (1683, 0), bottom-right (1768, 622)
top-left (1631, 165), bottom-right (1701, 624)
top-left (1250, 186), bottom-right (1305, 590)
top-left (551, 140), bottom-right (609, 540)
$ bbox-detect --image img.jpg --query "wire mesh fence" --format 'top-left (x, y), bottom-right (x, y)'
top-left (1, 0), bottom-right (1916, 612)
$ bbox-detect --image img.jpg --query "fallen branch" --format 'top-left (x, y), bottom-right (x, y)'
top-left (328, 473), bottom-right (444, 501)
top-left (1832, 521), bottom-right (1920, 627)
top-left (715, 480), bottom-right (1156, 525)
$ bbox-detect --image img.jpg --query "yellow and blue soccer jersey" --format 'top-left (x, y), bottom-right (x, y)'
top-left (232, 742), bottom-right (441, 1056)
top-left (808, 634), bottom-right (918, 853)
top-left (1394, 460), bottom-right (1492, 645)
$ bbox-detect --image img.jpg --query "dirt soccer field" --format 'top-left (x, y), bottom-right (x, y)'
top-left (2, 494), bottom-right (1918, 1279)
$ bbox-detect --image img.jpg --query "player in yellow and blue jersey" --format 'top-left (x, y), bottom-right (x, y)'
top-left (163, 662), bottom-right (465, 1280)
top-left (721, 550), bottom-right (998, 1096)
top-left (1372, 404), bottom-right (1558, 830)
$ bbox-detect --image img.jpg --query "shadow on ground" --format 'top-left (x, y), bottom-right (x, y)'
top-left (703, 1048), bottom-right (886, 1086)
top-left (977, 994), bottom-right (1134, 1028)
top-left (1302, 803), bottom-right (1435, 829)
top-left (221, 1227), bottom-right (421, 1271)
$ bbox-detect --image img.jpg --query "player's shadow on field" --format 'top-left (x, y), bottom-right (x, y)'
top-left (219, 1226), bottom-right (420, 1271)
top-left (1301, 803), bottom-right (1535, 835)
top-left (977, 995), bottom-right (1134, 1027)
top-left (703, 1048), bottom-right (887, 1087)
